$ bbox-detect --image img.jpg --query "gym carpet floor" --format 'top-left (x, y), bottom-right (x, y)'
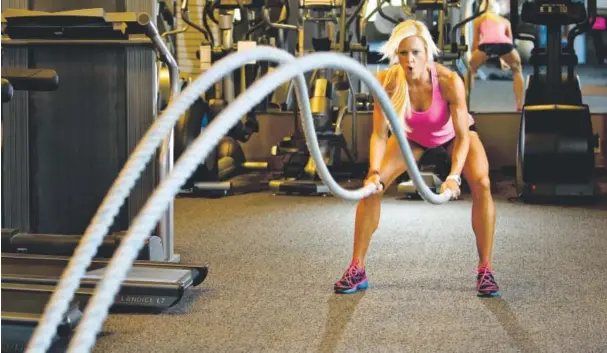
top-left (91, 177), bottom-right (607, 353)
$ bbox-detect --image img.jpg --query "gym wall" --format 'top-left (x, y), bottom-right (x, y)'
top-left (242, 112), bottom-right (607, 172)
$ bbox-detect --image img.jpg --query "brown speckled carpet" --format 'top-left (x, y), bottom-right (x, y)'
top-left (89, 178), bottom-right (607, 353)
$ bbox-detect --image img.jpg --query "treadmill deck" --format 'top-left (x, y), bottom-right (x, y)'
top-left (84, 267), bottom-right (191, 284)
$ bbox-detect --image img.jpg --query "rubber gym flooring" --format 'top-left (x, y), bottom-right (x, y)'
top-left (91, 175), bottom-right (607, 353)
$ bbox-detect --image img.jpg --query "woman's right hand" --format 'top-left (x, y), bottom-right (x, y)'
top-left (364, 172), bottom-right (383, 193)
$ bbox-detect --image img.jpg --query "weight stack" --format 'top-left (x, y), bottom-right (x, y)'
top-left (1, 1), bottom-right (160, 237)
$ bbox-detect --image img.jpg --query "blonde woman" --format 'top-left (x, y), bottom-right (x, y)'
top-left (334, 20), bottom-right (500, 297)
top-left (469, 0), bottom-right (524, 111)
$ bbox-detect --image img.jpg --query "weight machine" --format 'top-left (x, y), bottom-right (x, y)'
top-left (269, 0), bottom-right (369, 196)
top-left (515, 0), bottom-right (601, 203)
top-left (175, 0), bottom-right (293, 197)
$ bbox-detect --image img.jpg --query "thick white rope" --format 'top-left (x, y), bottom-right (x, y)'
top-left (65, 49), bottom-right (452, 353)
top-left (24, 47), bottom-right (299, 353)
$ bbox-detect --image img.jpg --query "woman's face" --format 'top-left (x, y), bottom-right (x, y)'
top-left (397, 36), bottom-right (428, 80)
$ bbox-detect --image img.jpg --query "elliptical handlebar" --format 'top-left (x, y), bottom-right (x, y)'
top-left (344, 0), bottom-right (368, 37)
top-left (437, 2), bottom-right (485, 61)
top-left (377, 2), bottom-right (400, 25)
top-left (181, 0), bottom-right (212, 45)
top-left (566, 0), bottom-right (596, 52)
top-left (566, 21), bottom-right (590, 52)
top-left (244, 0), bottom-right (295, 40)
top-left (262, 7), bottom-right (298, 31)
top-left (508, 0), bottom-right (537, 45)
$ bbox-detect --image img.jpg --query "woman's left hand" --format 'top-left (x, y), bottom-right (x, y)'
top-left (440, 179), bottom-right (461, 200)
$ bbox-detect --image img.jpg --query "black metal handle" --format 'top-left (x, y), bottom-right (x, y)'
top-left (181, 0), bottom-right (212, 44)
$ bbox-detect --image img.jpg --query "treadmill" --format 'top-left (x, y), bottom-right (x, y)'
top-left (0, 15), bottom-right (209, 310)
top-left (1, 13), bottom-right (210, 350)
top-left (1, 67), bottom-right (208, 312)
top-left (1, 253), bottom-right (208, 310)
top-left (0, 49), bottom-right (79, 353)
top-left (2, 283), bottom-right (83, 353)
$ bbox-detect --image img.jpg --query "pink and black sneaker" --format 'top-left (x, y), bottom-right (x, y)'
top-left (477, 265), bottom-right (500, 297)
top-left (334, 261), bottom-right (368, 294)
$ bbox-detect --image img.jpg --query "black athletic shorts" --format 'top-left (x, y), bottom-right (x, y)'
top-left (479, 43), bottom-right (514, 58)
top-left (410, 124), bottom-right (477, 152)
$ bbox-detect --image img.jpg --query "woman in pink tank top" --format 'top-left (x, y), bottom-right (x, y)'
top-left (468, 0), bottom-right (525, 111)
top-left (333, 20), bottom-right (501, 298)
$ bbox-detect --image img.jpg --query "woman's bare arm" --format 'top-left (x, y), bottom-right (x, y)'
top-left (437, 65), bottom-right (471, 177)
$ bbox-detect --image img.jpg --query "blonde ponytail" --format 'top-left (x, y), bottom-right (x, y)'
top-left (381, 64), bottom-right (411, 132)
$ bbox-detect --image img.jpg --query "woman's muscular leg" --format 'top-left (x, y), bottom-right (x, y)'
top-left (455, 131), bottom-right (495, 267)
top-left (352, 136), bottom-right (424, 267)
top-left (465, 50), bottom-right (488, 93)
top-left (335, 136), bottom-right (424, 294)
top-left (501, 49), bottom-right (524, 110)
top-left (449, 131), bottom-right (500, 296)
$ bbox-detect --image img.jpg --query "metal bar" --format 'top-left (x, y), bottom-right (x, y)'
top-left (345, 71), bottom-right (358, 160)
top-left (546, 25), bottom-right (561, 96)
top-left (1, 39), bottom-right (154, 46)
top-left (437, 8), bottom-right (445, 52)
top-left (140, 13), bottom-right (180, 262)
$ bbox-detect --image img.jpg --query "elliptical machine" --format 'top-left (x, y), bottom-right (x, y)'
top-left (176, 0), bottom-right (276, 197)
top-left (515, 0), bottom-right (600, 203)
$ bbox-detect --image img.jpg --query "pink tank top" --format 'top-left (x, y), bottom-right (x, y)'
top-left (405, 64), bottom-right (474, 148)
top-left (478, 19), bottom-right (512, 45)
